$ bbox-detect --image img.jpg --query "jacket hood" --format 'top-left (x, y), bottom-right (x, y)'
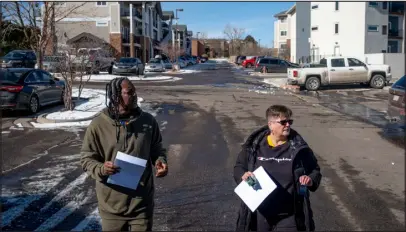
top-left (242, 125), bottom-right (309, 150)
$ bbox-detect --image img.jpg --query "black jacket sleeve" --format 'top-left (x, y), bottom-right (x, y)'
top-left (233, 146), bottom-right (249, 185)
top-left (300, 147), bottom-right (322, 192)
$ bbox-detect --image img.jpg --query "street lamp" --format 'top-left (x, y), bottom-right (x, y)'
top-left (175, 8), bottom-right (183, 67)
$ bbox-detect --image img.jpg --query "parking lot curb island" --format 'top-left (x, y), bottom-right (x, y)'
top-left (36, 112), bottom-right (101, 124)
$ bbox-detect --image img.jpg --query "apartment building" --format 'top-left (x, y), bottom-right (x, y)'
top-left (171, 25), bottom-right (193, 55)
top-left (310, 1), bottom-right (405, 62)
top-left (45, 1), bottom-right (174, 63)
top-left (273, 2), bottom-right (311, 63)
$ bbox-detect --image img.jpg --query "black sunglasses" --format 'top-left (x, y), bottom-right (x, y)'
top-left (276, 119), bottom-right (293, 125)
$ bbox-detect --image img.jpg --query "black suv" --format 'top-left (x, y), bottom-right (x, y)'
top-left (1, 50), bottom-right (37, 69)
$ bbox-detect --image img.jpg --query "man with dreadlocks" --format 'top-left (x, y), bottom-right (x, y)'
top-left (80, 77), bottom-right (168, 231)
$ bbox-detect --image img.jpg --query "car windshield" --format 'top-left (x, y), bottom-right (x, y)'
top-left (4, 52), bottom-right (25, 58)
top-left (0, 70), bottom-right (26, 82)
top-left (119, 58), bottom-right (134, 63)
top-left (149, 59), bottom-right (161, 64)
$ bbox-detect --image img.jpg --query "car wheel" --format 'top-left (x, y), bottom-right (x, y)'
top-left (369, 74), bottom-right (385, 89)
top-left (29, 95), bottom-right (40, 114)
top-left (305, 76), bottom-right (321, 91)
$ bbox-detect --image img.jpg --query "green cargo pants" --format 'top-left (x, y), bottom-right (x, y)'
top-left (101, 217), bottom-right (153, 231)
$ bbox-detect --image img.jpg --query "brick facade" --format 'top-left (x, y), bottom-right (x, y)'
top-left (110, 33), bottom-right (122, 59)
top-left (140, 36), bottom-right (151, 63)
top-left (191, 40), bottom-right (205, 56)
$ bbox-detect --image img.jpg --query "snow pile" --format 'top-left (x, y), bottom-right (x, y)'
top-left (262, 78), bottom-right (288, 88)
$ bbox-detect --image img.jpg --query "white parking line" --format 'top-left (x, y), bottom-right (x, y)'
top-left (71, 208), bottom-right (100, 231)
top-left (40, 173), bottom-right (88, 213)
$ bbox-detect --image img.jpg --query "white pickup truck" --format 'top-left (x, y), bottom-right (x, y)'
top-left (287, 57), bottom-right (392, 91)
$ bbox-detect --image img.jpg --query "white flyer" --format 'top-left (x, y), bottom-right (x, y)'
top-left (234, 166), bottom-right (277, 212)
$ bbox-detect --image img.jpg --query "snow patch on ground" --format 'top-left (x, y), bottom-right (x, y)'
top-left (262, 78), bottom-right (287, 88)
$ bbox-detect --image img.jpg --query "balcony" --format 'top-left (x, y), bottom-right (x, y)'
top-left (388, 29), bottom-right (403, 39)
top-left (389, 2), bottom-right (404, 15)
top-left (122, 35), bottom-right (141, 45)
top-left (120, 7), bottom-right (142, 19)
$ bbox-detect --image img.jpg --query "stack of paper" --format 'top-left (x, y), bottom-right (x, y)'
top-left (107, 151), bottom-right (148, 190)
top-left (234, 166), bottom-right (277, 212)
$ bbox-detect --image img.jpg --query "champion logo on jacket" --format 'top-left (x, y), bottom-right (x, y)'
top-left (257, 157), bottom-right (292, 162)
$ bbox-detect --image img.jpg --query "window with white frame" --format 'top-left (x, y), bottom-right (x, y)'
top-left (280, 31), bottom-right (287, 36)
top-left (96, 1), bottom-right (107, 6)
top-left (96, 21), bottom-right (108, 27)
top-left (368, 25), bottom-right (379, 32)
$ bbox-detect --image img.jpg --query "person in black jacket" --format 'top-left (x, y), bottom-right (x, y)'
top-left (234, 105), bottom-right (322, 231)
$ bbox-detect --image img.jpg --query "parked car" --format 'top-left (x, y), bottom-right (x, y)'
top-left (236, 56), bottom-right (246, 65)
top-left (1, 50), bottom-right (37, 69)
top-left (145, 58), bottom-right (166, 73)
top-left (287, 57), bottom-right (392, 91)
top-left (199, 56), bottom-right (207, 63)
top-left (242, 56), bottom-right (257, 68)
top-left (254, 57), bottom-right (299, 73)
top-left (112, 57), bottom-right (144, 75)
top-left (0, 68), bottom-right (65, 114)
top-left (174, 58), bottom-right (187, 68)
top-left (163, 59), bottom-right (173, 69)
top-left (73, 48), bottom-right (115, 74)
top-left (35, 55), bottom-right (67, 73)
top-left (387, 75), bottom-right (405, 125)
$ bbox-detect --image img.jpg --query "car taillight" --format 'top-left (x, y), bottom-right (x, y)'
top-left (0, 85), bottom-right (24, 93)
top-left (293, 70), bottom-right (298, 77)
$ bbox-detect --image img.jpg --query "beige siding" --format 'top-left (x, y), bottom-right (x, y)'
top-left (56, 21), bottom-right (110, 44)
top-left (54, 2), bottom-right (116, 18)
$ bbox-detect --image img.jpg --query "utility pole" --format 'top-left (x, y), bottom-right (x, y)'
top-left (175, 8), bottom-right (183, 67)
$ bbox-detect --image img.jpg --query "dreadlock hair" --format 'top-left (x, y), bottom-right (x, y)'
top-left (105, 77), bottom-right (137, 122)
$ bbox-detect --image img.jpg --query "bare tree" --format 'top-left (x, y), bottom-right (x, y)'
top-left (158, 42), bottom-right (185, 70)
top-left (53, 44), bottom-right (106, 110)
top-left (1, 2), bottom-right (86, 69)
top-left (223, 24), bottom-right (245, 56)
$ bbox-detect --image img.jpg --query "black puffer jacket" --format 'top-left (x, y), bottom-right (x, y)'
top-left (233, 125), bottom-right (322, 231)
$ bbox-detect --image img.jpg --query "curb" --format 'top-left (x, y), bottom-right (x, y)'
top-left (36, 112), bottom-right (101, 123)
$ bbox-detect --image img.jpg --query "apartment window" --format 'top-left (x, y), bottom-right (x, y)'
top-left (311, 26), bottom-right (318, 31)
top-left (96, 21), bottom-right (108, 27)
top-left (311, 5), bottom-right (319, 9)
top-left (383, 2), bottom-right (388, 10)
top-left (368, 25), bottom-right (379, 32)
top-left (382, 25), bottom-right (387, 35)
top-left (335, 2), bottom-right (339, 11)
top-left (368, 2), bottom-right (378, 7)
top-left (334, 23), bottom-right (339, 34)
top-left (96, 1), bottom-right (107, 6)
top-left (280, 31), bottom-right (287, 36)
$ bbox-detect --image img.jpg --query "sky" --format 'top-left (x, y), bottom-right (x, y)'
top-left (161, 1), bottom-right (295, 48)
